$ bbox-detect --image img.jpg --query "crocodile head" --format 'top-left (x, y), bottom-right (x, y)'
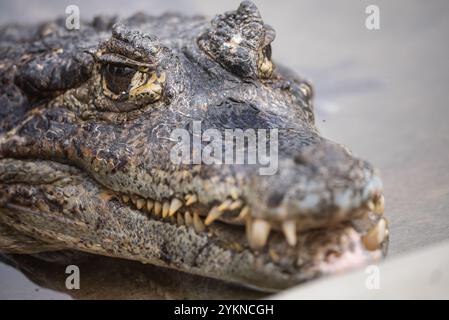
top-left (0, 1), bottom-right (388, 291)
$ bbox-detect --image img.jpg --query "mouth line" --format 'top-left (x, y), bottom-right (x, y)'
top-left (0, 155), bottom-right (387, 256)
top-left (107, 188), bottom-right (387, 253)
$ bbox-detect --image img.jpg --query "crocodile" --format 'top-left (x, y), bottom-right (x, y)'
top-left (0, 1), bottom-right (388, 292)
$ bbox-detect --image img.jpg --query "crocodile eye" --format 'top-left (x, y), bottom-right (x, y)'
top-left (102, 64), bottom-right (136, 95)
top-left (96, 25), bottom-right (167, 109)
top-left (100, 61), bottom-right (165, 105)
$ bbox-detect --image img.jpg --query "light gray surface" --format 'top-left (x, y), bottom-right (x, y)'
top-left (1, 0), bottom-right (448, 299)
top-left (0, 262), bottom-right (70, 299)
top-left (272, 240), bottom-right (449, 299)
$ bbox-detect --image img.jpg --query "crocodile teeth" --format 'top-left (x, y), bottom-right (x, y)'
top-left (269, 249), bottom-right (281, 263)
top-left (153, 201), bottom-right (162, 216)
top-left (162, 201), bottom-right (170, 218)
top-left (177, 212), bottom-right (184, 226)
top-left (367, 200), bottom-right (375, 211)
top-left (245, 217), bottom-right (253, 245)
top-left (131, 196), bottom-right (137, 206)
top-left (193, 212), bottom-right (206, 233)
top-left (362, 218), bottom-right (387, 251)
top-left (205, 206), bottom-right (223, 226)
top-left (374, 195), bottom-right (385, 215)
top-left (229, 200), bottom-right (243, 211)
top-left (36, 200), bottom-right (49, 212)
top-left (185, 194), bottom-right (197, 206)
top-left (169, 198), bottom-right (183, 216)
top-left (122, 195), bottom-right (130, 204)
top-left (282, 220), bottom-right (297, 247)
top-left (184, 211), bottom-right (193, 227)
top-left (136, 198), bottom-right (145, 210)
top-left (230, 188), bottom-right (239, 200)
top-left (146, 200), bottom-right (154, 212)
top-left (248, 219), bottom-right (271, 249)
top-left (233, 206), bottom-right (250, 223)
top-left (217, 199), bottom-right (233, 212)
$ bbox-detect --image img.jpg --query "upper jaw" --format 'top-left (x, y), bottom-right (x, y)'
top-left (112, 148), bottom-right (387, 254)
top-left (79, 133), bottom-right (386, 252)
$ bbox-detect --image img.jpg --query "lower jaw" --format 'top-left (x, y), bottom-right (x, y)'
top-left (88, 188), bottom-right (389, 290)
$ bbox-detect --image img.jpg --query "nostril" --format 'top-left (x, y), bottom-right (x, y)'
top-left (267, 192), bottom-right (284, 208)
top-left (293, 152), bottom-right (308, 165)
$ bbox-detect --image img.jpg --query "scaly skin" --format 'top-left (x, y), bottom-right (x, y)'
top-left (0, 2), bottom-right (388, 291)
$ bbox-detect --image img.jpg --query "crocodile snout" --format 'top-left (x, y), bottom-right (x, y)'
top-left (245, 140), bottom-right (384, 234)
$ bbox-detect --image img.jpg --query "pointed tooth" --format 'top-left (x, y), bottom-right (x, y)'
top-left (269, 249), bottom-right (281, 263)
top-left (184, 211), bottom-right (193, 227)
top-left (131, 196), bottom-right (137, 206)
top-left (245, 217), bottom-right (253, 245)
top-left (230, 188), bottom-right (239, 200)
top-left (229, 200), bottom-right (243, 211)
top-left (362, 218), bottom-right (387, 251)
top-left (162, 201), bottom-right (170, 218)
top-left (177, 212), bottom-right (184, 226)
top-left (282, 220), bottom-right (297, 246)
top-left (185, 194), bottom-right (198, 206)
top-left (100, 191), bottom-right (115, 201)
top-left (217, 199), bottom-right (232, 212)
top-left (233, 206), bottom-right (250, 223)
top-left (374, 195), bottom-right (385, 215)
top-left (122, 195), bottom-right (130, 204)
top-left (153, 201), bottom-right (162, 216)
top-left (366, 200), bottom-right (375, 211)
top-left (204, 206), bottom-right (223, 226)
top-left (169, 198), bottom-right (183, 216)
top-left (136, 198), bottom-right (145, 210)
top-left (146, 200), bottom-right (154, 212)
top-left (36, 200), bottom-right (49, 212)
top-left (230, 242), bottom-right (243, 251)
top-left (193, 212), bottom-right (206, 233)
top-left (249, 219), bottom-right (271, 249)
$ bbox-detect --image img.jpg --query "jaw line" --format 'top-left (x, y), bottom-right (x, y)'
top-left (0, 157), bottom-right (388, 291)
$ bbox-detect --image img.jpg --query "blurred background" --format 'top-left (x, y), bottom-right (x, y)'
top-left (1, 0), bottom-right (449, 299)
